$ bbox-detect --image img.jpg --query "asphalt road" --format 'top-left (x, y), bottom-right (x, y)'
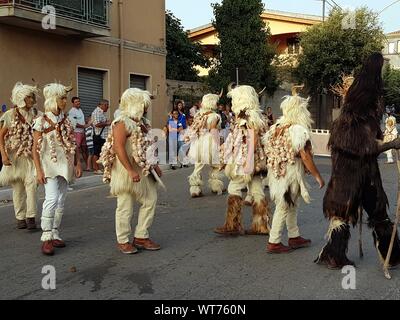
top-left (0, 158), bottom-right (400, 300)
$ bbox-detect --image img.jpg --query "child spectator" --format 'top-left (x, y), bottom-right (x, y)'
top-left (85, 117), bottom-right (95, 171)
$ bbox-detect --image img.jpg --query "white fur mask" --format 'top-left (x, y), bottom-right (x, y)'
top-left (278, 95), bottom-right (313, 129)
top-left (11, 82), bottom-right (39, 109)
top-left (201, 93), bottom-right (220, 112)
top-left (119, 88), bottom-right (152, 121)
top-left (227, 85), bottom-right (260, 115)
top-left (43, 83), bottom-right (70, 113)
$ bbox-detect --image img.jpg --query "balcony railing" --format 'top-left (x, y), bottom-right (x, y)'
top-left (0, 0), bottom-right (110, 28)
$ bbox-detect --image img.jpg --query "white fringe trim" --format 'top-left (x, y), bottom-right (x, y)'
top-left (326, 218), bottom-right (347, 241)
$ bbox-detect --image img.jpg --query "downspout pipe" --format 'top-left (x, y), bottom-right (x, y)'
top-left (118, 0), bottom-right (124, 96)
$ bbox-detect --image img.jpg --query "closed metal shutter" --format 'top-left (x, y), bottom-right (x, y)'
top-left (130, 74), bottom-right (147, 90)
top-left (78, 68), bottom-right (104, 117)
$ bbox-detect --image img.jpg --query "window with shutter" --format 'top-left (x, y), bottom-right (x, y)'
top-left (78, 68), bottom-right (105, 117)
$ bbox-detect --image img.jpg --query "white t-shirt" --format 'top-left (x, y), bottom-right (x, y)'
top-left (114, 108), bottom-right (121, 119)
top-left (68, 107), bottom-right (85, 133)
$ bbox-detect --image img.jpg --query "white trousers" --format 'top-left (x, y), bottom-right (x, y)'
top-left (11, 179), bottom-right (37, 220)
top-left (228, 175), bottom-right (264, 203)
top-left (40, 176), bottom-right (68, 241)
top-left (269, 196), bottom-right (301, 244)
top-left (115, 183), bottom-right (158, 244)
top-left (188, 163), bottom-right (224, 194)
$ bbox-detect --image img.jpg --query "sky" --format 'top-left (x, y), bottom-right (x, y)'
top-left (165, 0), bottom-right (400, 33)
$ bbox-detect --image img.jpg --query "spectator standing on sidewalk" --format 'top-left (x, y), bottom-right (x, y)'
top-left (190, 102), bottom-right (200, 118)
top-left (68, 97), bottom-right (88, 169)
top-left (114, 100), bottom-right (121, 119)
top-left (168, 110), bottom-right (184, 169)
top-left (91, 99), bottom-right (111, 174)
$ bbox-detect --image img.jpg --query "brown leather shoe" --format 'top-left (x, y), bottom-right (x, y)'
top-left (42, 241), bottom-right (55, 256)
top-left (26, 218), bottom-right (37, 230)
top-left (52, 239), bottom-right (66, 248)
top-left (133, 238), bottom-right (161, 251)
top-left (266, 242), bottom-right (294, 254)
top-left (288, 236), bottom-right (311, 249)
top-left (16, 219), bottom-right (27, 229)
top-left (117, 243), bottom-right (138, 254)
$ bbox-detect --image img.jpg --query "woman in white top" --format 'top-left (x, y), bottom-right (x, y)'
top-left (32, 83), bottom-right (82, 256)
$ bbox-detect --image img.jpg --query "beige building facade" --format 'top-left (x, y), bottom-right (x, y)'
top-left (0, 0), bottom-right (168, 129)
top-left (188, 9), bottom-right (322, 76)
top-left (384, 30), bottom-right (400, 69)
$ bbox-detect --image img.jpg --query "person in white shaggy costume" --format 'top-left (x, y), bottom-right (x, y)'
top-left (187, 92), bottom-right (225, 197)
top-left (99, 88), bottom-right (163, 254)
top-left (32, 83), bottom-right (82, 256)
top-left (0, 82), bottom-right (39, 230)
top-left (215, 85), bottom-right (271, 236)
top-left (263, 88), bottom-right (324, 254)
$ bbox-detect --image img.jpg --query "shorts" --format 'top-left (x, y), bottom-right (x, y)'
top-left (74, 132), bottom-right (86, 147)
top-left (88, 147), bottom-right (95, 156)
top-left (93, 136), bottom-right (106, 157)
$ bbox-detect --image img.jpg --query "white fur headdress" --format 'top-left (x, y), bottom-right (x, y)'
top-left (278, 95), bottom-right (313, 130)
top-left (227, 85), bottom-right (260, 115)
top-left (119, 88), bottom-right (151, 121)
top-left (200, 93), bottom-right (219, 112)
top-left (227, 85), bottom-right (264, 129)
top-left (43, 83), bottom-right (72, 113)
top-left (11, 82), bottom-right (39, 109)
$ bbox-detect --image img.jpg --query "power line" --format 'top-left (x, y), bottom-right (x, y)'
top-left (379, 0), bottom-right (400, 15)
top-left (329, 0), bottom-right (343, 10)
top-left (325, 0), bottom-right (334, 9)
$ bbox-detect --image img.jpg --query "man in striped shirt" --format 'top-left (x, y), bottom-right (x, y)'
top-left (91, 100), bottom-right (111, 173)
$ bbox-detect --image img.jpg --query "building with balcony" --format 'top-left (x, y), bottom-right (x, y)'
top-left (0, 0), bottom-right (168, 129)
top-left (384, 30), bottom-right (400, 69)
top-left (188, 9), bottom-right (322, 76)
top-left (188, 9), bottom-right (324, 126)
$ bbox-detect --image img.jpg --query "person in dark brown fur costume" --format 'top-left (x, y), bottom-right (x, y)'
top-left (315, 53), bottom-right (400, 269)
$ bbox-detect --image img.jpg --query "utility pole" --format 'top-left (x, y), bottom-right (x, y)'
top-left (322, 0), bottom-right (326, 22)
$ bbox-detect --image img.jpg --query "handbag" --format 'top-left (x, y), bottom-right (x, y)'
top-left (93, 127), bottom-right (105, 144)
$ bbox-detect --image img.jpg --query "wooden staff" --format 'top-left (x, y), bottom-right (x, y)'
top-left (359, 207), bottom-right (364, 259)
top-left (382, 149), bottom-right (400, 279)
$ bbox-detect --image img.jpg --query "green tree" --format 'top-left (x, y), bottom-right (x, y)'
top-left (383, 64), bottom-right (400, 108)
top-left (208, 0), bottom-right (278, 95)
top-left (296, 7), bottom-right (385, 95)
top-left (166, 11), bottom-right (208, 82)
